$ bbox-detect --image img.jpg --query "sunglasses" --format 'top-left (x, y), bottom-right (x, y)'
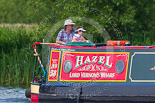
top-left (79, 30), bottom-right (84, 32)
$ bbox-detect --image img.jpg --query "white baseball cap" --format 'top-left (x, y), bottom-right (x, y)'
top-left (75, 28), bottom-right (86, 32)
top-left (64, 19), bottom-right (75, 26)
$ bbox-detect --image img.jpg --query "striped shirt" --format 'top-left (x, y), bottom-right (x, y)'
top-left (72, 34), bottom-right (82, 42)
top-left (56, 29), bottom-right (75, 42)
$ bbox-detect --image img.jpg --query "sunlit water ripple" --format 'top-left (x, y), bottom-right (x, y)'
top-left (0, 86), bottom-right (30, 103)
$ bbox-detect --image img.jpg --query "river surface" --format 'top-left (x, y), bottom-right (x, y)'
top-left (0, 86), bottom-right (30, 103)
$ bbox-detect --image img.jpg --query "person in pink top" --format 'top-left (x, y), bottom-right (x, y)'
top-left (72, 26), bottom-right (86, 42)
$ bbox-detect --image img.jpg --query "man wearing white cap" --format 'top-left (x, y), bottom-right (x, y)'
top-left (56, 19), bottom-right (86, 44)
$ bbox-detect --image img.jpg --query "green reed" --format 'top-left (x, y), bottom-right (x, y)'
top-left (0, 47), bottom-right (33, 86)
top-left (0, 26), bottom-right (40, 87)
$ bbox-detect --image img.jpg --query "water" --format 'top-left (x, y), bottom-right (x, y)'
top-left (0, 86), bottom-right (30, 103)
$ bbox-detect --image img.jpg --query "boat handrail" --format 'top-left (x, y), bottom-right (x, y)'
top-left (33, 42), bottom-right (57, 78)
top-left (148, 45), bottom-right (155, 49)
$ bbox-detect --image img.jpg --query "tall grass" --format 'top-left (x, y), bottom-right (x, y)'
top-left (0, 26), bottom-right (44, 87)
top-left (0, 48), bottom-right (33, 86)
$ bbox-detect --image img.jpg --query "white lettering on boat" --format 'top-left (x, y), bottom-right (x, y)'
top-left (100, 73), bottom-right (115, 78)
top-left (81, 72), bottom-right (100, 78)
top-left (75, 56), bottom-right (112, 68)
top-left (49, 70), bottom-right (57, 77)
top-left (69, 72), bottom-right (80, 78)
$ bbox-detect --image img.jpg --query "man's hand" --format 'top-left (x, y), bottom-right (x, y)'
top-left (61, 42), bottom-right (66, 44)
top-left (56, 40), bottom-right (66, 44)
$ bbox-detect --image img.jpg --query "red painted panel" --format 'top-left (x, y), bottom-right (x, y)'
top-left (31, 94), bottom-right (38, 103)
top-left (60, 51), bottom-right (129, 82)
top-left (48, 50), bottom-right (61, 81)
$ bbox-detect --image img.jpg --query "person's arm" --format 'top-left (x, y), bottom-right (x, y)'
top-left (80, 36), bottom-right (86, 42)
top-left (56, 40), bottom-right (66, 44)
top-left (56, 30), bottom-right (66, 44)
top-left (72, 38), bottom-right (79, 42)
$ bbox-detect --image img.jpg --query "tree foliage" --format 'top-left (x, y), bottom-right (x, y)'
top-left (0, 0), bottom-right (154, 45)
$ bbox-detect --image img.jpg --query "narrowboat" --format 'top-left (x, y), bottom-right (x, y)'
top-left (26, 41), bottom-right (155, 103)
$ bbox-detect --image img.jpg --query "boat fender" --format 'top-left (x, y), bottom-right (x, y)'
top-left (25, 88), bottom-right (31, 98)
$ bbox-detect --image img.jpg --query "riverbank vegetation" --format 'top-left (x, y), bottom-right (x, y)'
top-left (0, 0), bottom-right (154, 87)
